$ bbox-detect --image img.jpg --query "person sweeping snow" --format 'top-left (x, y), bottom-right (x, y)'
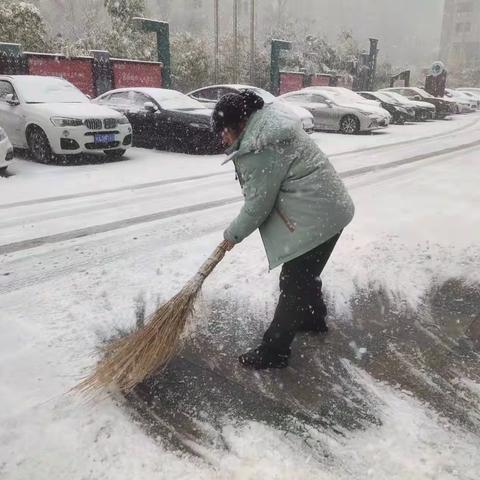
top-left (212, 90), bottom-right (355, 370)
top-left (77, 89), bottom-right (355, 395)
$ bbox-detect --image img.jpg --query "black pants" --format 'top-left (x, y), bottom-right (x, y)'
top-left (262, 233), bottom-right (341, 354)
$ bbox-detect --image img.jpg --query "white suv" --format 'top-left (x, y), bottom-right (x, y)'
top-left (0, 126), bottom-right (13, 174)
top-left (0, 75), bottom-right (132, 163)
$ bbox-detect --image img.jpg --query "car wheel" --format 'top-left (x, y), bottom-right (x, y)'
top-left (395, 114), bottom-right (406, 125)
top-left (104, 149), bottom-right (126, 158)
top-left (28, 127), bottom-right (54, 164)
top-left (340, 115), bottom-right (360, 134)
top-left (419, 111), bottom-right (428, 122)
top-left (0, 166), bottom-right (7, 177)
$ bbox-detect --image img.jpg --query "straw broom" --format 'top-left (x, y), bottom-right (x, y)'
top-left (76, 240), bottom-right (229, 395)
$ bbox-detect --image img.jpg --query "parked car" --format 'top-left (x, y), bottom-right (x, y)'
top-left (0, 75), bottom-right (132, 163)
top-left (95, 88), bottom-right (222, 154)
top-left (358, 91), bottom-right (415, 124)
top-left (188, 84), bottom-right (315, 132)
top-left (379, 90), bottom-right (436, 121)
top-left (279, 88), bottom-right (390, 134)
top-left (455, 90), bottom-right (480, 108)
top-left (381, 87), bottom-right (454, 119)
top-left (303, 86), bottom-right (380, 108)
top-left (456, 87), bottom-right (480, 101)
top-left (0, 126), bottom-right (13, 174)
top-left (444, 88), bottom-right (476, 113)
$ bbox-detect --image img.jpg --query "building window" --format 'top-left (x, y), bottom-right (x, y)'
top-left (457, 1), bottom-right (474, 13)
top-left (456, 22), bottom-right (472, 33)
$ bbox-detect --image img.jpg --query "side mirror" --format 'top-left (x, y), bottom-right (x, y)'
top-left (5, 94), bottom-right (19, 106)
top-left (412, 95), bottom-right (421, 101)
top-left (325, 100), bottom-right (333, 108)
top-left (144, 101), bottom-right (157, 112)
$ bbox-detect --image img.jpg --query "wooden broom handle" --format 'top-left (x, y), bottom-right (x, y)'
top-left (197, 241), bottom-right (229, 278)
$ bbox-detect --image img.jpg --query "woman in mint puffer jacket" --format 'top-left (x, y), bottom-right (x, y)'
top-left (212, 90), bottom-right (355, 370)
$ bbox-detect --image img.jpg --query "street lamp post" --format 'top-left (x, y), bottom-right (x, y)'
top-left (250, 0), bottom-right (255, 84)
top-left (233, 0), bottom-right (239, 83)
top-left (214, 0), bottom-right (219, 83)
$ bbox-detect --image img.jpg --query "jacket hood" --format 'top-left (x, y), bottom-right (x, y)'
top-left (238, 102), bottom-right (303, 155)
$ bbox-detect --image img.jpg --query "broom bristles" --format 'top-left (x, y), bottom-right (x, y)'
top-left (75, 241), bottom-right (228, 395)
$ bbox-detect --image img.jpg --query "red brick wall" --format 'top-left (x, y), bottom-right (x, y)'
top-left (27, 54), bottom-right (95, 97)
top-left (112, 60), bottom-right (162, 89)
top-left (279, 72), bottom-right (305, 95)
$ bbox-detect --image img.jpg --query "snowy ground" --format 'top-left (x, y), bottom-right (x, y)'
top-left (1, 113), bottom-right (479, 479)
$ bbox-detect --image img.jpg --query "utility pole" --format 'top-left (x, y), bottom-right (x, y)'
top-left (249, 0), bottom-right (255, 84)
top-left (214, 0), bottom-right (219, 83)
top-left (233, 0), bottom-right (239, 83)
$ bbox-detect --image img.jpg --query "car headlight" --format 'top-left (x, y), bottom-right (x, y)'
top-left (50, 117), bottom-right (84, 127)
top-left (0, 127), bottom-right (6, 141)
top-left (118, 115), bottom-right (130, 125)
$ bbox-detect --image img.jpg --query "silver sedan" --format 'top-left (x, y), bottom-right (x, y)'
top-left (279, 89), bottom-right (390, 134)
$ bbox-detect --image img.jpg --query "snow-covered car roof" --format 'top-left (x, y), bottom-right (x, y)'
top-left (188, 84), bottom-right (276, 103)
top-left (190, 84), bottom-right (259, 92)
top-left (2, 75), bottom-right (90, 104)
top-left (98, 87), bottom-right (209, 110)
top-left (98, 87), bottom-right (182, 98)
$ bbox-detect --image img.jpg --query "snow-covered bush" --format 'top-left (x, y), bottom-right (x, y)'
top-left (0, 0), bottom-right (50, 51)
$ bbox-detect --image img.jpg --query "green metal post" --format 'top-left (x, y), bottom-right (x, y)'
top-left (0, 43), bottom-right (27, 75)
top-left (270, 39), bottom-right (291, 96)
top-left (367, 38), bottom-right (379, 91)
top-left (132, 17), bottom-right (171, 89)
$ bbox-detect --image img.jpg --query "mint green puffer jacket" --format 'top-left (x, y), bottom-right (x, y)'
top-left (224, 103), bottom-right (355, 270)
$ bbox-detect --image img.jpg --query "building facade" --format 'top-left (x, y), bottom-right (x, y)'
top-left (440, 0), bottom-right (480, 68)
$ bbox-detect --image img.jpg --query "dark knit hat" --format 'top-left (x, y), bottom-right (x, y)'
top-left (211, 89), bottom-right (265, 133)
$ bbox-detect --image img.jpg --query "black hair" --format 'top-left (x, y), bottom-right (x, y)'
top-left (211, 89), bottom-right (265, 133)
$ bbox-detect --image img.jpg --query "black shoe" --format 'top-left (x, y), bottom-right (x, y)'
top-left (239, 344), bottom-right (289, 370)
top-left (296, 320), bottom-right (329, 334)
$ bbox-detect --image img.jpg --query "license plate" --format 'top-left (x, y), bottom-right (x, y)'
top-left (95, 133), bottom-right (115, 144)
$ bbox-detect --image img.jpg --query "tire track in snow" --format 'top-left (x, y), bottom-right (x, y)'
top-left (0, 210), bottom-right (233, 295)
top-left (0, 140), bottom-right (478, 295)
top-left (0, 171), bottom-right (231, 210)
top-left (2, 136), bottom-right (480, 257)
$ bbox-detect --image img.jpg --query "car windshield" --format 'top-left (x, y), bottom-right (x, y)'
top-left (316, 89), bottom-right (360, 105)
top-left (324, 88), bottom-right (365, 101)
top-left (373, 92), bottom-right (396, 103)
top-left (383, 91), bottom-right (410, 104)
top-left (148, 90), bottom-right (207, 110)
top-left (16, 76), bottom-right (89, 104)
top-left (283, 94), bottom-right (308, 103)
top-left (415, 88), bottom-right (433, 98)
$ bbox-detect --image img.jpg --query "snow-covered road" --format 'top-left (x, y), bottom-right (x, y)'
top-left (1, 114), bottom-right (479, 479)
